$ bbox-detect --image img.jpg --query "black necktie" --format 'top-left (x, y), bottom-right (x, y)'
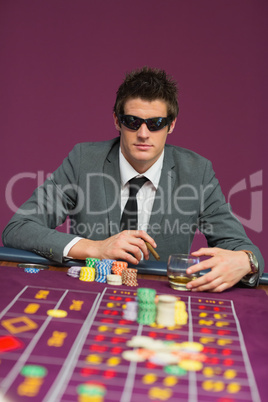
top-left (120, 177), bottom-right (149, 230)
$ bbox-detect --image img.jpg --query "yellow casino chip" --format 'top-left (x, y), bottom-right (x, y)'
top-left (47, 309), bottom-right (67, 318)
top-left (180, 342), bottom-right (204, 352)
top-left (179, 359), bottom-right (203, 371)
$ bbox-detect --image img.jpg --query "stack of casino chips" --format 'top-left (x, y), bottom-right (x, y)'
top-left (77, 382), bottom-right (106, 402)
top-left (24, 268), bottom-right (40, 274)
top-left (67, 266), bottom-right (81, 278)
top-left (106, 274), bottom-right (122, 286)
top-left (112, 261), bottom-right (128, 276)
top-left (86, 258), bottom-right (100, 268)
top-left (175, 300), bottom-right (188, 325)
top-left (137, 288), bottom-right (156, 325)
top-left (123, 301), bottom-right (138, 321)
top-left (79, 267), bottom-right (95, 282)
top-left (102, 259), bottom-right (116, 266)
top-left (156, 295), bottom-right (177, 327)
top-left (121, 268), bottom-right (138, 286)
top-left (94, 260), bottom-right (113, 283)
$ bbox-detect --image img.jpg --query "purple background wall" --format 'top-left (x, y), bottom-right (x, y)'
top-left (1, 0), bottom-right (267, 270)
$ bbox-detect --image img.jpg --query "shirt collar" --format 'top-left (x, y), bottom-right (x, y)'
top-left (119, 148), bottom-right (164, 190)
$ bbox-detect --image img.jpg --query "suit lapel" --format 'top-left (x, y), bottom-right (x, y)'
top-left (148, 146), bottom-right (176, 232)
top-left (103, 139), bottom-right (121, 235)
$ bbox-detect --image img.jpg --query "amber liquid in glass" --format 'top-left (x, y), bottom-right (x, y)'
top-left (168, 274), bottom-right (197, 290)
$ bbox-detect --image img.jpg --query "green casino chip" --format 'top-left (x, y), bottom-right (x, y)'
top-left (164, 365), bottom-right (187, 376)
top-left (138, 302), bottom-right (156, 310)
top-left (77, 383), bottom-right (106, 396)
top-left (21, 365), bottom-right (47, 378)
top-left (137, 288), bottom-right (156, 303)
top-left (137, 310), bottom-right (156, 325)
top-left (85, 258), bottom-right (100, 268)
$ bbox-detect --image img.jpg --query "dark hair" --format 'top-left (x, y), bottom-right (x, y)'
top-left (113, 66), bottom-right (179, 121)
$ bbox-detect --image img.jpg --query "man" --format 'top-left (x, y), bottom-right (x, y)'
top-left (2, 67), bottom-right (264, 292)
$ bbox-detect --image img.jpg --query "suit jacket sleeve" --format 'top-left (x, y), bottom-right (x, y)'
top-left (198, 159), bottom-right (264, 286)
top-left (2, 144), bottom-right (84, 263)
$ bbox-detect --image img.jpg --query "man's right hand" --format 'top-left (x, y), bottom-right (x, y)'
top-left (67, 230), bottom-right (157, 264)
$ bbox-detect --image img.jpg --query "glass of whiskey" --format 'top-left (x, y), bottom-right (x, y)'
top-left (167, 254), bottom-right (200, 291)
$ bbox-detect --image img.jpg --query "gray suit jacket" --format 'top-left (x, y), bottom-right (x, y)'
top-left (2, 138), bottom-right (264, 283)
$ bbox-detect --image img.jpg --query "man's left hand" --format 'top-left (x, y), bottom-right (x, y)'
top-left (186, 247), bottom-right (251, 292)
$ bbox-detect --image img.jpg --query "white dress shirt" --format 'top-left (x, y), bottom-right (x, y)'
top-left (119, 148), bottom-right (164, 231)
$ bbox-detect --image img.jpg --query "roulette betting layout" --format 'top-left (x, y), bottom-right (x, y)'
top-left (0, 265), bottom-right (267, 402)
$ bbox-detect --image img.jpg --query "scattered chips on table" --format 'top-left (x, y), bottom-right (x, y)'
top-left (123, 334), bottom-right (204, 375)
top-left (127, 336), bottom-right (156, 348)
top-left (122, 350), bottom-right (146, 362)
top-left (149, 351), bottom-right (178, 366)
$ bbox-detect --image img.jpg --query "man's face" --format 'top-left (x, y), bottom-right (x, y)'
top-left (113, 98), bottom-right (176, 173)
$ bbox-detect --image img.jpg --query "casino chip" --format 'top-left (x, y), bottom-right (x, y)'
top-left (145, 340), bottom-right (167, 351)
top-left (21, 365), bottom-right (47, 378)
top-left (156, 295), bottom-right (177, 327)
top-left (24, 268), bottom-right (40, 273)
top-left (47, 309), bottom-right (68, 318)
top-left (102, 259), bottom-right (116, 264)
top-left (137, 288), bottom-right (156, 325)
top-left (122, 350), bottom-right (146, 362)
top-left (112, 261), bottom-right (128, 276)
top-left (180, 342), bottom-right (204, 352)
top-left (122, 302), bottom-right (205, 377)
top-left (137, 288), bottom-right (156, 303)
top-left (122, 268), bottom-right (138, 286)
top-left (149, 352), bottom-right (178, 366)
top-left (67, 266), bottom-right (81, 278)
top-left (66, 259), bottom-right (134, 286)
top-left (179, 359), bottom-right (203, 371)
top-left (79, 267), bottom-right (95, 282)
top-left (164, 365), bottom-right (187, 377)
top-left (77, 382), bottom-right (106, 400)
top-left (106, 274), bottom-right (122, 286)
top-left (127, 336), bottom-right (156, 348)
top-left (85, 258), bottom-right (100, 268)
top-left (95, 261), bottom-right (113, 283)
top-left (123, 301), bottom-right (138, 321)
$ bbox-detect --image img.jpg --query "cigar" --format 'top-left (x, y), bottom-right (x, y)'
top-left (145, 241), bottom-right (160, 261)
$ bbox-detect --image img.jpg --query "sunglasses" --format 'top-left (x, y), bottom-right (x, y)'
top-left (119, 114), bottom-right (172, 132)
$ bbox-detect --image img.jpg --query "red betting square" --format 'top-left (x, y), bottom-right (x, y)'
top-left (0, 335), bottom-right (24, 353)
